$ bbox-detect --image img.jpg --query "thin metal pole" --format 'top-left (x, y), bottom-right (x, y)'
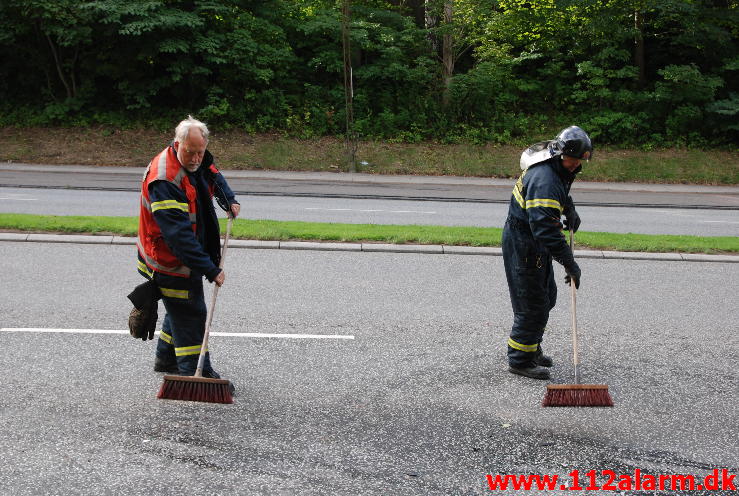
top-left (341, 0), bottom-right (357, 173)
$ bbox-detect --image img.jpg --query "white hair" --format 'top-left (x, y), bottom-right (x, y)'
top-left (174, 115), bottom-right (209, 143)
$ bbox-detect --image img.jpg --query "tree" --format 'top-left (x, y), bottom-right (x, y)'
top-left (0, 0), bottom-right (96, 102)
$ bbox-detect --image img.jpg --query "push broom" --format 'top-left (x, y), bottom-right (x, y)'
top-left (157, 215), bottom-right (235, 404)
top-left (542, 230), bottom-right (613, 407)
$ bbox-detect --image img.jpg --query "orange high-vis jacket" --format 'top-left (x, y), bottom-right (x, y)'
top-left (137, 146), bottom-right (206, 278)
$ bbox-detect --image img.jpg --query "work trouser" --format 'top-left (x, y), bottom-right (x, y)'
top-left (154, 272), bottom-right (217, 376)
top-left (502, 218), bottom-right (557, 367)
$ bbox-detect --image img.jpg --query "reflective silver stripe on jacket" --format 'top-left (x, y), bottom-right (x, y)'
top-left (155, 149), bottom-right (185, 187)
top-left (156, 151), bottom-right (168, 180)
top-left (136, 240), bottom-right (191, 277)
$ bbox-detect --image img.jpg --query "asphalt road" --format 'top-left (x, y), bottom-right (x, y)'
top-left (2, 184), bottom-right (739, 236)
top-left (1, 241), bottom-right (737, 495)
top-left (2, 163), bottom-right (739, 209)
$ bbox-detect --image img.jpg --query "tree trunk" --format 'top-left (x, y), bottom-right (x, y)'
top-left (441, 0), bottom-right (454, 107)
top-left (45, 33), bottom-right (74, 99)
top-left (634, 9), bottom-right (646, 87)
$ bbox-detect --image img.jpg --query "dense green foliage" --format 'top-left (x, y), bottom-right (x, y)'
top-left (1, 0), bottom-right (737, 146)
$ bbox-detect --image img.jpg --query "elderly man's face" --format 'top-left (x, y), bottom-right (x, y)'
top-left (174, 131), bottom-right (206, 172)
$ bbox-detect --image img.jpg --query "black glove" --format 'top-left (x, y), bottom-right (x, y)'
top-left (563, 204), bottom-right (581, 233)
top-left (564, 263), bottom-right (581, 289)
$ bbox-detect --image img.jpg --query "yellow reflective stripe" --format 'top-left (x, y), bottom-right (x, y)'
top-left (159, 331), bottom-right (173, 344)
top-left (525, 198), bottom-right (562, 211)
top-left (512, 171), bottom-right (526, 208)
top-left (512, 184), bottom-right (525, 208)
top-left (151, 200), bottom-right (189, 213)
top-left (160, 287), bottom-right (189, 299)
top-left (508, 338), bottom-right (538, 352)
top-left (137, 260), bottom-right (153, 278)
top-left (175, 345), bottom-right (207, 357)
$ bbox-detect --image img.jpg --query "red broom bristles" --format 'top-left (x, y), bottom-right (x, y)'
top-left (542, 384), bottom-right (613, 407)
top-left (157, 375), bottom-right (233, 404)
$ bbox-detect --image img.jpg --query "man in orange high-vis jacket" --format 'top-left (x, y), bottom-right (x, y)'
top-left (136, 115), bottom-right (240, 381)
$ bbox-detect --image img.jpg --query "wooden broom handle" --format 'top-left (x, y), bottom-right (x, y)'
top-left (195, 215), bottom-right (233, 378)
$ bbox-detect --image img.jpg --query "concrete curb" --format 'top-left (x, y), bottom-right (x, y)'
top-left (2, 233), bottom-right (738, 263)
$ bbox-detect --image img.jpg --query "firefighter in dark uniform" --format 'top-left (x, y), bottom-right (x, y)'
top-left (503, 126), bottom-right (592, 380)
top-left (133, 116), bottom-right (240, 380)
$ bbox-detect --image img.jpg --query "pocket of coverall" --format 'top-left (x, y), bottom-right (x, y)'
top-left (510, 240), bottom-right (546, 272)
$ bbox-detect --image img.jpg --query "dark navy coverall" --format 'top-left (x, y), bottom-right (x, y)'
top-left (503, 156), bottom-right (580, 367)
top-left (148, 148), bottom-right (237, 376)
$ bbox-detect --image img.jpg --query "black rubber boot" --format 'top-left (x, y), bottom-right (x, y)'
top-left (534, 347), bottom-right (553, 367)
top-left (508, 364), bottom-right (551, 380)
top-left (202, 368), bottom-right (221, 379)
top-left (154, 355), bottom-right (179, 373)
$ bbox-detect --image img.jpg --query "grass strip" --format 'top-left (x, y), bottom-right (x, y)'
top-left (0, 213), bottom-right (737, 254)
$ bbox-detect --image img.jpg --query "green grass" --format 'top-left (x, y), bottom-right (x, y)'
top-left (1, 214), bottom-right (737, 254)
top-left (579, 149), bottom-right (739, 184)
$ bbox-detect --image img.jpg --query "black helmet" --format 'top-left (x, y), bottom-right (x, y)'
top-left (550, 126), bottom-right (593, 160)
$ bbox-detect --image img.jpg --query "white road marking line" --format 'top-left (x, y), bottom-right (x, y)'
top-left (0, 328), bottom-right (355, 340)
top-left (305, 208), bottom-right (352, 211)
top-left (0, 197), bottom-right (37, 201)
top-left (651, 209), bottom-right (698, 218)
top-left (703, 220), bottom-right (739, 224)
top-left (212, 332), bottom-right (354, 340)
top-left (390, 210), bottom-right (436, 214)
top-left (305, 207), bottom-right (436, 214)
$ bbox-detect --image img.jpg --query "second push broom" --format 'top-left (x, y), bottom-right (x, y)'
top-left (157, 215), bottom-right (235, 404)
top-left (542, 229), bottom-right (613, 407)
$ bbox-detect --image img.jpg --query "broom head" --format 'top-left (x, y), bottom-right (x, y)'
top-left (157, 375), bottom-right (233, 404)
top-left (542, 384), bottom-right (613, 407)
